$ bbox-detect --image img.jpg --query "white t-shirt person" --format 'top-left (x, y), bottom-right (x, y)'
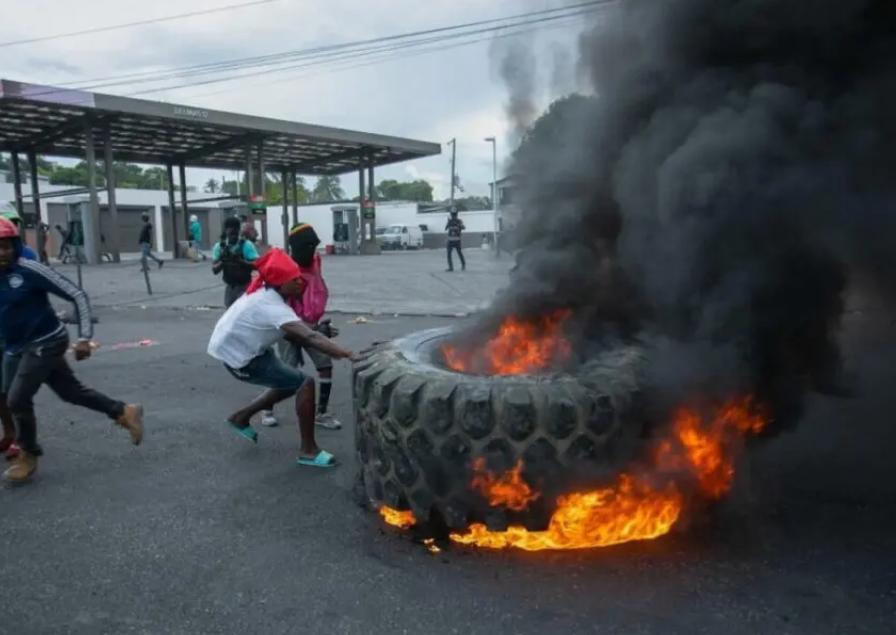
top-left (207, 287), bottom-right (298, 369)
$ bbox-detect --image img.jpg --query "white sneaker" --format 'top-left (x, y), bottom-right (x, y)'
top-left (260, 411), bottom-right (279, 427)
top-left (315, 413), bottom-right (342, 430)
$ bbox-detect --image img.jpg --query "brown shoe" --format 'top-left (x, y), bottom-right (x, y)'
top-left (3, 452), bottom-right (38, 483)
top-left (116, 404), bottom-right (144, 446)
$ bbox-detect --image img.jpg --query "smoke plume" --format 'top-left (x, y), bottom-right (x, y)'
top-left (488, 0), bottom-right (896, 433)
top-left (491, 37), bottom-right (539, 145)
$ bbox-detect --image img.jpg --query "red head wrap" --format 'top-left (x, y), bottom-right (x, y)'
top-left (245, 248), bottom-right (300, 294)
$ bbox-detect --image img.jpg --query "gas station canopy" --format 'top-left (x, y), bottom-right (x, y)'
top-left (0, 79), bottom-right (441, 175)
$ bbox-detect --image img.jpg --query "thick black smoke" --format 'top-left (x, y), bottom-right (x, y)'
top-left (482, 0), bottom-right (896, 432)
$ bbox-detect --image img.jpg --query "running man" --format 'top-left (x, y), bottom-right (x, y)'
top-left (138, 212), bottom-right (164, 269)
top-left (212, 216), bottom-right (258, 307)
top-left (260, 223), bottom-right (340, 429)
top-left (0, 212), bottom-right (38, 461)
top-left (0, 218), bottom-right (143, 483)
top-left (207, 248), bottom-right (354, 468)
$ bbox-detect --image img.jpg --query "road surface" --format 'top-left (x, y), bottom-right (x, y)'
top-left (0, 295), bottom-right (893, 634)
top-left (53, 248), bottom-right (512, 316)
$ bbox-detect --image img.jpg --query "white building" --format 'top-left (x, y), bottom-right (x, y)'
top-left (0, 182), bottom-right (499, 256)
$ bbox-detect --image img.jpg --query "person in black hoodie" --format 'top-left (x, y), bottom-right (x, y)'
top-left (138, 212), bottom-right (163, 269)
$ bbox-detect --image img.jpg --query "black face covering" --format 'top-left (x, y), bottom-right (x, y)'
top-left (288, 223), bottom-right (320, 267)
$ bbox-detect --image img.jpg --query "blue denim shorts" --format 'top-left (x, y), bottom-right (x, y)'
top-left (225, 348), bottom-right (308, 392)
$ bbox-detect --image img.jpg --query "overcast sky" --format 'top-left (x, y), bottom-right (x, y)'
top-left (0, 0), bottom-right (586, 199)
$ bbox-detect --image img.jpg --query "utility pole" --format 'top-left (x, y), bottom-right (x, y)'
top-left (485, 136), bottom-right (498, 257)
top-left (447, 138), bottom-right (457, 205)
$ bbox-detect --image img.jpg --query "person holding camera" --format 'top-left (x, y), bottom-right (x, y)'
top-left (212, 216), bottom-right (259, 307)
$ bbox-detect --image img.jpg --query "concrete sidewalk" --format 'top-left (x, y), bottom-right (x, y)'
top-left (52, 248), bottom-right (513, 316)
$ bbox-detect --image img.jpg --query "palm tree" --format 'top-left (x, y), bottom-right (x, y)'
top-left (204, 178), bottom-right (219, 193)
top-left (310, 175), bottom-right (345, 202)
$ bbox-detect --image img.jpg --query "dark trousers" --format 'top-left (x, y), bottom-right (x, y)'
top-left (7, 332), bottom-right (125, 456)
top-left (447, 242), bottom-right (465, 270)
top-left (224, 282), bottom-right (249, 308)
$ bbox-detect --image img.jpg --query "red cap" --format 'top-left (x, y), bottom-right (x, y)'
top-left (0, 217), bottom-right (19, 239)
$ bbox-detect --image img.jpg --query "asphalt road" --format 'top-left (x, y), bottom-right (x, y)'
top-left (0, 306), bottom-right (893, 635)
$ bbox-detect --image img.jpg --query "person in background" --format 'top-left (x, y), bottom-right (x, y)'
top-left (260, 223), bottom-right (341, 430)
top-left (0, 213), bottom-right (37, 461)
top-left (0, 218), bottom-right (144, 483)
top-left (240, 214), bottom-right (258, 243)
top-left (188, 214), bottom-right (207, 262)
top-left (138, 212), bottom-right (164, 269)
top-left (445, 208), bottom-right (466, 272)
top-left (54, 224), bottom-right (71, 261)
top-left (206, 248), bottom-right (354, 468)
top-left (36, 222), bottom-right (49, 265)
top-left (212, 216), bottom-right (258, 307)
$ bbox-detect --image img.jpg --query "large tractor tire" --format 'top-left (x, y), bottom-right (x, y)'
top-left (352, 327), bottom-right (648, 532)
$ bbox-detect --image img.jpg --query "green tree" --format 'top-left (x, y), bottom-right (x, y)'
top-left (141, 167), bottom-right (169, 189)
top-left (204, 178), bottom-right (220, 193)
top-left (376, 179), bottom-right (434, 202)
top-left (310, 175), bottom-right (344, 202)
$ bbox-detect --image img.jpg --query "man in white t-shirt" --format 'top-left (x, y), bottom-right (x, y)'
top-left (208, 248), bottom-right (353, 468)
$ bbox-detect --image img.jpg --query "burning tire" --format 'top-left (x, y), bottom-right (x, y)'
top-left (352, 326), bottom-right (648, 532)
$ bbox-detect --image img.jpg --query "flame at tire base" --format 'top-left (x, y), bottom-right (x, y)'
top-left (378, 396), bottom-right (766, 552)
top-left (378, 313), bottom-right (767, 551)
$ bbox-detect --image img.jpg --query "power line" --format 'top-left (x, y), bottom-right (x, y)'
top-left (0, 0), bottom-right (284, 49)
top-left (58, 1), bottom-right (614, 93)
top-left (182, 14), bottom-right (589, 100)
top-left (127, 7), bottom-right (603, 96)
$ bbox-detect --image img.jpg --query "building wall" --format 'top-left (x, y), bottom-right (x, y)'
top-left (0, 182), bottom-right (224, 255)
top-left (260, 202), bottom-right (499, 249)
top-left (0, 183), bottom-right (504, 254)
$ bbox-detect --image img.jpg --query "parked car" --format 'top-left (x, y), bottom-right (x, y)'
top-left (376, 224), bottom-right (424, 250)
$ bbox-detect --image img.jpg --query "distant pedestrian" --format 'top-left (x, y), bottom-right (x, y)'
top-left (212, 216), bottom-right (258, 307)
top-left (138, 213), bottom-right (164, 269)
top-left (445, 209), bottom-right (466, 272)
top-left (55, 224), bottom-right (73, 262)
top-left (36, 222), bottom-right (50, 265)
top-left (240, 214), bottom-right (258, 243)
top-left (188, 214), bottom-right (207, 262)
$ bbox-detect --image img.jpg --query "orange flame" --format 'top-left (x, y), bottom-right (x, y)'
top-left (470, 458), bottom-right (539, 511)
top-left (378, 396), bottom-right (766, 551)
top-left (442, 310), bottom-right (572, 375)
top-left (379, 507), bottom-right (416, 529)
top-left (379, 312), bottom-right (768, 551)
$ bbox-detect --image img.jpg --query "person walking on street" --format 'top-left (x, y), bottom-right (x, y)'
top-left (188, 214), bottom-right (207, 262)
top-left (260, 223), bottom-right (341, 430)
top-left (138, 213), bottom-right (164, 269)
top-left (36, 222), bottom-right (50, 265)
top-left (0, 218), bottom-right (144, 483)
top-left (207, 248), bottom-right (354, 468)
top-left (445, 209), bottom-right (466, 272)
top-left (212, 216), bottom-right (258, 307)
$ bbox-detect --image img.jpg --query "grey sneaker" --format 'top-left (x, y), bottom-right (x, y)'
top-left (260, 411), bottom-right (279, 427)
top-left (315, 413), bottom-right (342, 430)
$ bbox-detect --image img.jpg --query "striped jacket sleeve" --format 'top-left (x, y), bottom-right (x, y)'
top-left (18, 259), bottom-right (94, 341)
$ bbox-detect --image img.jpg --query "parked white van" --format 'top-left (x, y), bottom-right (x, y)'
top-left (376, 223), bottom-right (424, 250)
